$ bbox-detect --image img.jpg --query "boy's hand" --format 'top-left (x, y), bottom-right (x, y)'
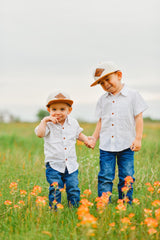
top-left (42, 116), bottom-right (58, 124)
top-left (130, 138), bottom-right (142, 151)
top-left (85, 136), bottom-right (96, 149)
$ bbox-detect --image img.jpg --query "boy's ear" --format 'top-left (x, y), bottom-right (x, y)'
top-left (68, 107), bottom-right (72, 115)
top-left (47, 107), bottom-right (50, 113)
top-left (117, 71), bottom-right (122, 79)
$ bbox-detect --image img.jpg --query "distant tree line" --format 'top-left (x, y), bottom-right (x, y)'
top-left (36, 109), bottom-right (49, 121)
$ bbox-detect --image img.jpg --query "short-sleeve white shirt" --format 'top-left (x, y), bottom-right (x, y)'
top-left (96, 85), bottom-right (148, 152)
top-left (35, 116), bottom-right (83, 174)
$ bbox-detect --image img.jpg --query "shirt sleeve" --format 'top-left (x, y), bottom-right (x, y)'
top-left (95, 96), bottom-right (102, 118)
top-left (34, 124), bottom-right (50, 137)
top-left (75, 120), bottom-right (83, 139)
top-left (133, 91), bottom-right (148, 116)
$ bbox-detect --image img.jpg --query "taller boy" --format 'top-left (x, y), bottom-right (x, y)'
top-left (90, 62), bottom-right (148, 203)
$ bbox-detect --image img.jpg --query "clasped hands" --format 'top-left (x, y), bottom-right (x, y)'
top-left (84, 136), bottom-right (96, 149)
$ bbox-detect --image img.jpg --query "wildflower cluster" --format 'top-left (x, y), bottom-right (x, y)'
top-left (95, 192), bottom-right (111, 214)
top-left (4, 181), bottom-right (47, 211)
top-left (77, 189), bottom-right (97, 237)
top-left (142, 181), bottom-right (160, 235)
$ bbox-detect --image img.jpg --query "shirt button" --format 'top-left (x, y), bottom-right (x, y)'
top-left (112, 124), bottom-right (114, 126)
top-left (62, 127), bottom-right (64, 129)
top-left (112, 113), bottom-right (114, 115)
top-left (65, 158), bottom-right (67, 161)
top-left (63, 137), bottom-right (66, 140)
top-left (112, 136), bottom-right (114, 138)
top-left (112, 101), bottom-right (115, 103)
top-left (64, 147), bottom-right (67, 150)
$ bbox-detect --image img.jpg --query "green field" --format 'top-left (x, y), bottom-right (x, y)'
top-left (0, 122), bottom-right (160, 240)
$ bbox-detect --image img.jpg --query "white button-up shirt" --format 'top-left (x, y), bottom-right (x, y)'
top-left (96, 85), bottom-right (148, 152)
top-left (35, 116), bottom-right (83, 174)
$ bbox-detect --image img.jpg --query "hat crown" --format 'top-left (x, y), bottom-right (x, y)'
top-left (55, 93), bottom-right (66, 99)
top-left (46, 91), bottom-right (73, 107)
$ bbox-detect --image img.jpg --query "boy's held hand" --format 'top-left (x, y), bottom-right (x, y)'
top-left (85, 136), bottom-right (96, 149)
top-left (130, 138), bottom-right (142, 152)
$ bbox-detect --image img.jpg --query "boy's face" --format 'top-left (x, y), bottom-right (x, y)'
top-left (48, 102), bottom-right (72, 125)
top-left (99, 71), bottom-right (123, 95)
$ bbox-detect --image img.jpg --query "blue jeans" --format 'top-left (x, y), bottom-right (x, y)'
top-left (98, 148), bottom-right (135, 202)
top-left (46, 163), bottom-right (80, 207)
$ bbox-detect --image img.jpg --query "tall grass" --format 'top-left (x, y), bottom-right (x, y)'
top-left (0, 122), bottom-right (160, 240)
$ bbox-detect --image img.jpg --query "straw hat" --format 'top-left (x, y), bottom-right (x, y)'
top-left (46, 91), bottom-right (73, 107)
top-left (90, 62), bottom-right (121, 87)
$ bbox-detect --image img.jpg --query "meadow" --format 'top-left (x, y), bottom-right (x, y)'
top-left (0, 121), bottom-right (160, 240)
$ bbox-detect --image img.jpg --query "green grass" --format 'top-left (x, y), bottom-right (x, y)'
top-left (0, 122), bottom-right (160, 240)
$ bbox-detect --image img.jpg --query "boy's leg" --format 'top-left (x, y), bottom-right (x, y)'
top-left (46, 163), bottom-right (64, 207)
top-left (98, 149), bottom-right (116, 198)
top-left (117, 148), bottom-right (135, 203)
top-left (64, 169), bottom-right (80, 207)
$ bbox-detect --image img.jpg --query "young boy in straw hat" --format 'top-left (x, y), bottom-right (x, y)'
top-left (89, 62), bottom-right (148, 203)
top-left (35, 91), bottom-right (91, 208)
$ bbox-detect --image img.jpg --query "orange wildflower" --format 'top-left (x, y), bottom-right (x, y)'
top-left (121, 217), bottom-right (131, 225)
top-left (144, 208), bottom-right (152, 217)
top-left (117, 199), bottom-right (124, 204)
top-left (77, 205), bottom-right (89, 220)
top-left (20, 190), bottom-right (27, 197)
top-left (79, 213), bottom-right (97, 227)
top-left (132, 198), bottom-right (140, 205)
top-left (130, 226), bottom-right (136, 230)
top-left (109, 222), bottom-right (115, 227)
top-left (128, 213), bottom-right (135, 219)
top-left (148, 228), bottom-right (157, 235)
top-left (41, 231), bottom-right (52, 237)
top-left (59, 188), bottom-right (65, 193)
top-left (155, 208), bottom-right (160, 220)
top-left (13, 204), bottom-right (20, 209)
top-left (121, 186), bottom-right (129, 194)
top-left (18, 200), bottom-right (25, 206)
top-left (147, 187), bottom-right (154, 193)
top-left (152, 200), bottom-right (160, 207)
top-left (153, 181), bottom-right (160, 187)
top-left (80, 199), bottom-right (93, 207)
top-left (124, 176), bottom-right (133, 186)
top-left (9, 182), bottom-right (18, 190)
top-left (77, 140), bottom-right (84, 146)
top-left (51, 182), bottom-right (58, 188)
top-left (115, 203), bottom-right (126, 212)
top-left (31, 185), bottom-right (42, 196)
top-left (144, 217), bottom-right (158, 228)
top-left (157, 188), bottom-right (160, 194)
top-left (36, 196), bottom-right (47, 207)
top-left (83, 189), bottom-right (92, 196)
top-left (4, 200), bottom-right (12, 205)
top-left (57, 203), bottom-right (64, 209)
top-left (95, 192), bottom-right (111, 212)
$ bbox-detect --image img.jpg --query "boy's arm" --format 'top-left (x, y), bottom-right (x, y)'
top-left (130, 112), bottom-right (143, 151)
top-left (92, 118), bottom-right (101, 141)
top-left (86, 118), bottom-right (102, 149)
top-left (36, 116), bottom-right (58, 138)
top-left (78, 133), bottom-right (89, 145)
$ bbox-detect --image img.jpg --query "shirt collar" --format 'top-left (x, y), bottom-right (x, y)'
top-left (105, 84), bottom-right (128, 97)
top-left (120, 84), bottom-right (129, 96)
top-left (64, 115), bottom-right (72, 125)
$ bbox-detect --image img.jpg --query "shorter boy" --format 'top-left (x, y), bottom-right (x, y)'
top-left (89, 62), bottom-right (148, 203)
top-left (35, 91), bottom-right (90, 208)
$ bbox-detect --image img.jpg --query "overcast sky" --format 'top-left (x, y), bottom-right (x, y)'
top-left (0, 0), bottom-right (160, 121)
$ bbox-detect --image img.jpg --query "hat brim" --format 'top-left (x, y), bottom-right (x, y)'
top-left (90, 71), bottom-right (117, 87)
top-left (46, 99), bottom-right (73, 107)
